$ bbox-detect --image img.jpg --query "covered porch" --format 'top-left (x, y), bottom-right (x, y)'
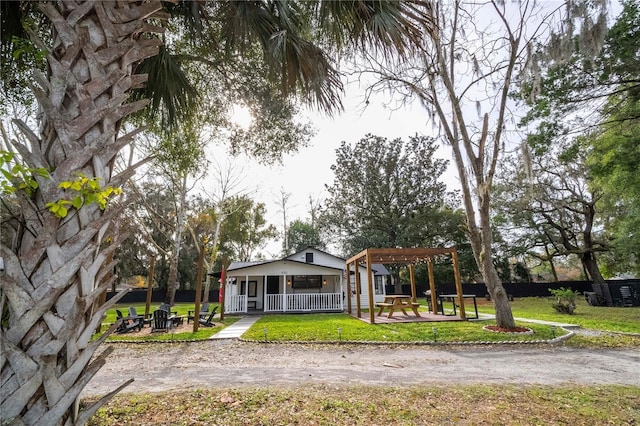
top-left (223, 270), bottom-right (344, 314)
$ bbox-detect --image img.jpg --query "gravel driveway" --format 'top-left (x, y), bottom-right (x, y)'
top-left (82, 340), bottom-right (640, 397)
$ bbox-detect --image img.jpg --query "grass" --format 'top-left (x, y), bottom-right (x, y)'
top-left (102, 298), bottom-right (640, 346)
top-left (242, 313), bottom-right (562, 343)
top-left (85, 384), bottom-right (640, 425)
top-left (100, 303), bottom-right (240, 342)
top-left (85, 298), bottom-right (640, 424)
top-left (476, 297), bottom-right (640, 333)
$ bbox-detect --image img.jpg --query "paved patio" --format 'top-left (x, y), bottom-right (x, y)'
top-left (348, 311), bottom-right (466, 324)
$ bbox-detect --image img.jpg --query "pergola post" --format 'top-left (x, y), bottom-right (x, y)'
top-left (346, 263), bottom-right (352, 314)
top-left (355, 262), bottom-right (362, 318)
top-left (452, 250), bottom-right (466, 319)
top-left (408, 263), bottom-right (417, 302)
top-left (366, 252), bottom-right (375, 324)
top-left (427, 257), bottom-right (438, 315)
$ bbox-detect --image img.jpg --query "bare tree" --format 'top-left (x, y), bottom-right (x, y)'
top-left (276, 188), bottom-right (293, 255)
top-left (360, 1), bottom-right (608, 327)
top-left (194, 160), bottom-right (251, 302)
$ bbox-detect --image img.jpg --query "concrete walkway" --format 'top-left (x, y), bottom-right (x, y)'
top-left (210, 316), bottom-right (261, 339)
top-left (476, 313), bottom-right (580, 328)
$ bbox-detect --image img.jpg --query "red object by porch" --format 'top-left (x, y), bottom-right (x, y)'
top-left (219, 266), bottom-right (225, 303)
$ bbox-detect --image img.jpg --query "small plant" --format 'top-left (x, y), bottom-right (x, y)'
top-left (549, 287), bottom-right (579, 314)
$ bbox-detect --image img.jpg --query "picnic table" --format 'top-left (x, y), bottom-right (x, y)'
top-left (376, 295), bottom-right (421, 318)
top-left (437, 294), bottom-right (479, 319)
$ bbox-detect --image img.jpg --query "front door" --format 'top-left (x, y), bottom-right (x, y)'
top-left (266, 276), bottom-right (279, 294)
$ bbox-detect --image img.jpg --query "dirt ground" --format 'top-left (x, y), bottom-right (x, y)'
top-left (82, 339), bottom-right (640, 398)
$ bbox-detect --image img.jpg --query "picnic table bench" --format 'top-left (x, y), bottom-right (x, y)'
top-left (376, 295), bottom-right (421, 318)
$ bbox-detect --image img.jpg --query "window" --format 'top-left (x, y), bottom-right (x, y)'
top-left (374, 276), bottom-right (384, 295)
top-left (292, 275), bottom-right (322, 289)
top-left (350, 277), bottom-right (361, 294)
top-left (305, 252), bottom-right (314, 263)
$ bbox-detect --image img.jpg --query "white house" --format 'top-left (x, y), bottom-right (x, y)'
top-left (222, 248), bottom-right (390, 314)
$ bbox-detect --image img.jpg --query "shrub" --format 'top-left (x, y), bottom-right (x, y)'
top-left (549, 287), bottom-right (580, 314)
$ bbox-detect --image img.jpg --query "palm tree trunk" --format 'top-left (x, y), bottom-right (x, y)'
top-left (1, 2), bottom-right (164, 424)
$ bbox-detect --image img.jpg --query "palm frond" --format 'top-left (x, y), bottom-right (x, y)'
top-left (316, 0), bottom-right (435, 58)
top-left (131, 45), bottom-right (199, 127)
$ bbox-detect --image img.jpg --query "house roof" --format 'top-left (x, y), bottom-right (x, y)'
top-left (217, 247), bottom-right (391, 275)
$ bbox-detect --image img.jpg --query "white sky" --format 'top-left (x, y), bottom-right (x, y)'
top-left (203, 82), bottom-right (457, 257)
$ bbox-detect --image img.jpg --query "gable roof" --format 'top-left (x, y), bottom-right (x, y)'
top-left (224, 248), bottom-right (391, 275)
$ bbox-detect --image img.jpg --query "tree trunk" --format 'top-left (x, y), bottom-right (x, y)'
top-left (582, 253), bottom-right (605, 284)
top-left (165, 175), bottom-right (188, 305)
top-left (1, 2), bottom-right (163, 424)
top-left (202, 218), bottom-right (224, 303)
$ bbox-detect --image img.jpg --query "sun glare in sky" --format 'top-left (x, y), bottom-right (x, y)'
top-left (230, 104), bottom-right (253, 129)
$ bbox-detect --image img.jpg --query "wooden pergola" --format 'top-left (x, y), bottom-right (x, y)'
top-left (345, 247), bottom-right (465, 324)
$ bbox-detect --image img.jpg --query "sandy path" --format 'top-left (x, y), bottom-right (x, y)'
top-left (82, 340), bottom-right (640, 397)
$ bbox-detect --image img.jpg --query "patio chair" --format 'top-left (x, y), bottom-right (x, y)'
top-left (619, 286), bottom-right (634, 307)
top-left (199, 305), bottom-right (219, 327)
top-left (128, 306), bottom-right (152, 327)
top-left (115, 309), bottom-right (142, 333)
top-left (187, 302), bottom-right (210, 324)
top-left (151, 309), bottom-right (170, 333)
top-left (159, 303), bottom-right (178, 315)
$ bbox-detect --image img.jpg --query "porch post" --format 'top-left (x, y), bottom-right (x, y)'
top-left (263, 274), bottom-right (267, 312)
top-left (283, 273), bottom-right (287, 312)
top-left (245, 274), bottom-right (249, 313)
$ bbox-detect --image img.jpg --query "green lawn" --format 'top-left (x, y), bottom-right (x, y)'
top-left (101, 297), bottom-right (640, 346)
top-left (243, 312), bottom-right (564, 343)
top-left (476, 296), bottom-right (640, 333)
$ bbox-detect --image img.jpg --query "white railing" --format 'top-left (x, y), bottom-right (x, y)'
top-left (264, 293), bottom-right (342, 312)
top-left (225, 294), bottom-right (247, 313)
top-left (265, 294), bottom-right (284, 312)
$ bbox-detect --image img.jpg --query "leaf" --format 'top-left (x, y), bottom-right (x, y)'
top-left (72, 196), bottom-right (83, 209)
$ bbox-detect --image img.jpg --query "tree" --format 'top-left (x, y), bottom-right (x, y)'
top-left (494, 144), bottom-right (609, 286)
top-left (520, 1), bottom-right (640, 275)
top-left (589, 99), bottom-right (640, 275)
top-left (190, 161), bottom-right (251, 303)
top-left (0, 1), bottom-right (435, 423)
top-left (287, 220), bottom-right (326, 253)
top-left (276, 188), bottom-right (293, 255)
top-left (323, 133), bottom-right (461, 289)
top-left (360, 0), bottom-right (610, 328)
top-left (586, 1), bottom-right (640, 275)
top-left (216, 196), bottom-right (278, 263)
top-left (119, 180), bottom-right (201, 293)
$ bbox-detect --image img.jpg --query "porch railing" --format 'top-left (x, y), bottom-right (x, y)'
top-left (225, 294), bottom-right (247, 314)
top-left (265, 293), bottom-right (342, 313)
